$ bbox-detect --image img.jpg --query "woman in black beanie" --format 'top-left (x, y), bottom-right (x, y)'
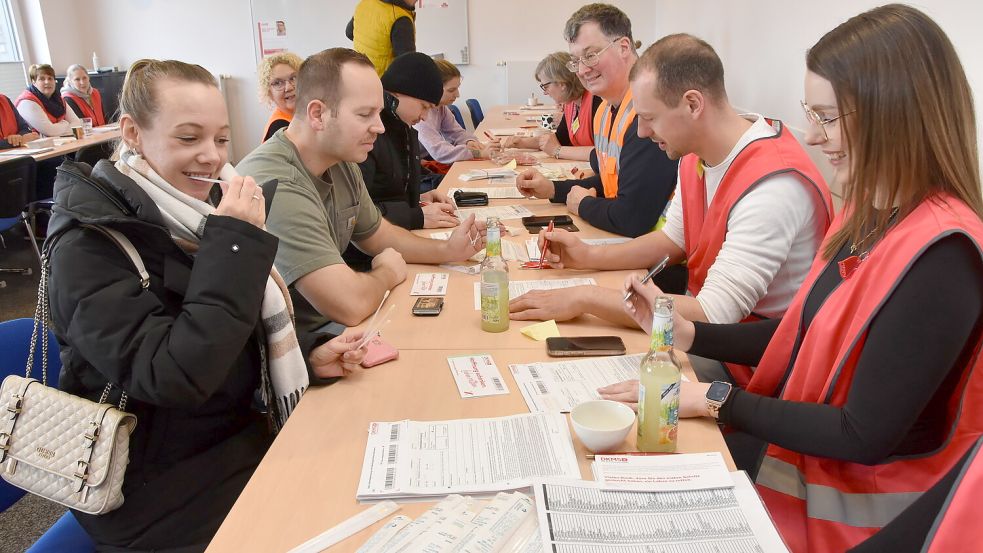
top-left (357, 52), bottom-right (458, 231)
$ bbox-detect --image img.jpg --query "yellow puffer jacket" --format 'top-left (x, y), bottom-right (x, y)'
top-left (353, 0), bottom-right (415, 76)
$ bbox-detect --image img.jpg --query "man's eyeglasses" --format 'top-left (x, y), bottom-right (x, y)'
top-left (270, 75), bottom-right (297, 91)
top-left (566, 38), bottom-right (624, 72)
top-left (539, 82), bottom-right (554, 93)
top-left (801, 100), bottom-right (855, 141)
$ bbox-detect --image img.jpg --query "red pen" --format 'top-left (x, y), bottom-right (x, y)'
top-left (538, 220), bottom-right (554, 269)
top-left (483, 131), bottom-right (494, 141)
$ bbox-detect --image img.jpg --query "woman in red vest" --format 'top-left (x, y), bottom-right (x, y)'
top-left (0, 93), bottom-right (38, 149)
top-left (607, 5), bottom-right (983, 552)
top-left (62, 64), bottom-right (107, 126)
top-left (502, 52), bottom-right (599, 161)
top-left (257, 52), bottom-right (301, 142)
top-left (15, 63), bottom-right (81, 136)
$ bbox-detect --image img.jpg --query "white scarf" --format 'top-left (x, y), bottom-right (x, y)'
top-left (115, 148), bottom-right (308, 431)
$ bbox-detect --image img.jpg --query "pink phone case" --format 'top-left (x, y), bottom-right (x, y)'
top-left (362, 336), bottom-right (399, 367)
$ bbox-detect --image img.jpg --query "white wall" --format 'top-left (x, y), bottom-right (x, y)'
top-left (653, 0), bottom-right (983, 189)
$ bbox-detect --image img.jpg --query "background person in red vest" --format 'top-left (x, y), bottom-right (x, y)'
top-left (605, 6), bottom-right (983, 552)
top-left (513, 4), bottom-right (677, 239)
top-left (62, 64), bottom-right (107, 126)
top-left (501, 51), bottom-right (599, 161)
top-left (0, 93), bottom-right (38, 149)
top-left (511, 35), bottom-right (832, 351)
top-left (15, 63), bottom-right (81, 137)
top-left (257, 52), bottom-right (301, 142)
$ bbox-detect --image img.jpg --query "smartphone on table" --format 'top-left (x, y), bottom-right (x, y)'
top-left (546, 336), bottom-right (627, 357)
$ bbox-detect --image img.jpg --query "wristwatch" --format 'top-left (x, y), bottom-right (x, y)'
top-left (705, 381), bottom-right (733, 419)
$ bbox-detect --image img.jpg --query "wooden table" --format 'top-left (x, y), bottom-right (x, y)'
top-left (207, 106), bottom-right (732, 552)
top-left (0, 127), bottom-right (119, 163)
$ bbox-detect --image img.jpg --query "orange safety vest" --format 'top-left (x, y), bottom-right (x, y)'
top-left (262, 107), bottom-right (293, 142)
top-left (15, 90), bottom-right (65, 125)
top-left (679, 119), bottom-right (832, 386)
top-left (0, 95), bottom-right (20, 140)
top-left (63, 88), bottom-right (106, 126)
top-left (746, 194), bottom-right (983, 553)
top-left (924, 437), bottom-right (983, 552)
top-left (563, 90), bottom-right (595, 148)
top-left (592, 87), bottom-right (636, 199)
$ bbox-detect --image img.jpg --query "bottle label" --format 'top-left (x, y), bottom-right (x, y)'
top-left (650, 311), bottom-right (673, 351)
top-left (658, 381), bottom-right (679, 445)
top-left (481, 282), bottom-right (501, 324)
top-left (637, 383), bottom-right (646, 425)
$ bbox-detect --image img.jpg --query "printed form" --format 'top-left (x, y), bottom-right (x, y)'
top-left (533, 473), bottom-right (789, 552)
top-left (455, 204), bottom-right (534, 221)
top-left (472, 278), bottom-right (597, 310)
top-left (356, 413), bottom-right (581, 502)
top-left (449, 186), bottom-right (526, 199)
top-left (510, 354), bottom-right (646, 412)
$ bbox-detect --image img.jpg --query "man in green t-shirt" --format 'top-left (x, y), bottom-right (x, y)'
top-left (238, 48), bottom-right (483, 333)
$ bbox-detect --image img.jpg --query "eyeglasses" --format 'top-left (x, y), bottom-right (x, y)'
top-left (801, 100), bottom-right (855, 141)
top-left (538, 82), bottom-right (554, 93)
top-left (270, 75), bottom-right (297, 91)
top-left (566, 38), bottom-right (623, 72)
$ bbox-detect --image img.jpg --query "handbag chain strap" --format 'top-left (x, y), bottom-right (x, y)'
top-left (25, 235), bottom-right (128, 411)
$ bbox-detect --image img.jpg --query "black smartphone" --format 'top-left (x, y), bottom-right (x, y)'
top-left (522, 215), bottom-right (573, 227)
top-left (412, 296), bottom-right (444, 316)
top-left (261, 179), bottom-right (279, 217)
top-left (453, 190), bottom-right (488, 207)
top-left (546, 336), bottom-right (627, 357)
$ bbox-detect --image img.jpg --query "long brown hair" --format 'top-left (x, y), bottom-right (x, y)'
top-left (808, 4), bottom-right (983, 259)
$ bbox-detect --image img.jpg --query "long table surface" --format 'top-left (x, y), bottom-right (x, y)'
top-left (206, 106), bottom-right (732, 552)
top-left (0, 126), bottom-right (120, 162)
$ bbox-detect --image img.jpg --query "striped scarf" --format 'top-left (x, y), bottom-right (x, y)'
top-left (115, 148), bottom-right (308, 431)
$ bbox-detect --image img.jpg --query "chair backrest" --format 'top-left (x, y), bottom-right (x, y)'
top-left (0, 317), bottom-right (61, 512)
top-left (448, 104), bottom-right (468, 129)
top-left (465, 99), bottom-right (484, 126)
top-left (74, 142), bottom-right (114, 168)
top-left (0, 156), bottom-right (37, 219)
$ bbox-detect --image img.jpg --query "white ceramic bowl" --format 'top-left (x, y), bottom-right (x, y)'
top-left (570, 400), bottom-right (636, 453)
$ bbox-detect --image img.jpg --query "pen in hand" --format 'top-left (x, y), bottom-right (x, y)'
top-left (622, 254), bottom-right (671, 303)
top-left (538, 220), bottom-right (554, 269)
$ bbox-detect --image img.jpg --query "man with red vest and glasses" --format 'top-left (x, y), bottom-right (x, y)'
top-left (513, 33), bottom-right (832, 389)
top-left (605, 6), bottom-right (983, 552)
top-left (514, 4), bottom-right (677, 239)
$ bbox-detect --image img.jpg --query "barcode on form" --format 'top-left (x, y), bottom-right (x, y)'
top-left (492, 377), bottom-right (504, 391)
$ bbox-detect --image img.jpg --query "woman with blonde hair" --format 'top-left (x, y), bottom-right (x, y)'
top-left (62, 63), bottom-right (107, 126)
top-left (257, 51), bottom-right (302, 141)
top-left (607, 5), bottom-right (983, 551)
top-left (46, 58), bottom-right (366, 551)
top-left (502, 51), bottom-right (599, 161)
top-left (15, 63), bottom-right (81, 136)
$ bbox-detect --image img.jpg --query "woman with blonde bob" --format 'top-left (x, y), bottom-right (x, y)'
top-left (502, 51), bottom-right (599, 161)
top-left (605, 5), bottom-right (983, 552)
top-left (46, 59), bottom-right (366, 551)
top-left (257, 51), bottom-right (302, 141)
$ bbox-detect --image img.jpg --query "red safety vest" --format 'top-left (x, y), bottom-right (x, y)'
top-left (924, 437), bottom-right (983, 552)
top-left (14, 90), bottom-right (64, 125)
top-left (592, 87), bottom-right (636, 199)
top-left (63, 88), bottom-right (105, 126)
top-left (262, 107), bottom-right (293, 142)
top-left (746, 194), bottom-right (983, 553)
top-left (563, 90), bottom-right (595, 148)
top-left (679, 119), bottom-right (832, 386)
top-left (0, 95), bottom-right (20, 140)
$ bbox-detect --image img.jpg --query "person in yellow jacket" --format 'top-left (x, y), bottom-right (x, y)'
top-left (346, 0), bottom-right (417, 76)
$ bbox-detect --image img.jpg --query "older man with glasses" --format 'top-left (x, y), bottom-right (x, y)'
top-left (514, 3), bottom-right (677, 240)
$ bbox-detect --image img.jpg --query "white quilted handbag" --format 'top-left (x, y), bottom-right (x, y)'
top-left (0, 225), bottom-right (139, 514)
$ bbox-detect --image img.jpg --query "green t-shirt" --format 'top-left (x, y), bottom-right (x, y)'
top-left (236, 129), bottom-right (382, 332)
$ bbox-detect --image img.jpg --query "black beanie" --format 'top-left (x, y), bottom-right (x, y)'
top-left (381, 52), bottom-right (443, 105)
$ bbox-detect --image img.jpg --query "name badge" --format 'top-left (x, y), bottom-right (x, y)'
top-left (347, 215), bottom-right (356, 231)
top-left (570, 117), bottom-right (580, 134)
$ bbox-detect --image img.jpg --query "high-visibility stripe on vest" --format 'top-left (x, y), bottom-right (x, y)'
top-left (564, 90), bottom-right (595, 148)
top-left (679, 119), bottom-right (833, 387)
top-left (63, 88), bottom-right (106, 126)
top-left (262, 107), bottom-right (293, 142)
top-left (746, 194), bottom-right (983, 553)
top-left (0, 96), bottom-right (20, 140)
top-left (15, 90), bottom-right (64, 126)
top-left (924, 437), bottom-right (983, 552)
top-left (353, 0), bottom-right (415, 77)
top-left (592, 87), bottom-right (636, 199)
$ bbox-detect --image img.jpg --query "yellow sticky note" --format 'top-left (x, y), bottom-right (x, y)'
top-left (520, 320), bottom-right (561, 341)
top-left (505, 159), bottom-right (518, 170)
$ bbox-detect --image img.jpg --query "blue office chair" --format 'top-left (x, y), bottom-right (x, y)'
top-left (465, 99), bottom-right (484, 126)
top-left (26, 512), bottom-right (95, 553)
top-left (0, 317), bottom-right (62, 511)
top-left (448, 104), bottom-right (468, 129)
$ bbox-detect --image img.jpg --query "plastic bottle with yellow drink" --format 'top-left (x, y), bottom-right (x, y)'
top-left (637, 296), bottom-right (681, 452)
top-left (480, 217), bottom-right (509, 332)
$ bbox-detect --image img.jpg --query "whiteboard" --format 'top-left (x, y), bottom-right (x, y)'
top-left (416, 0), bottom-right (470, 65)
top-left (249, 0), bottom-right (469, 65)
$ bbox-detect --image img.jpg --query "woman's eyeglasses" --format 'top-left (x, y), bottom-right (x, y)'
top-left (800, 100), bottom-right (855, 141)
top-left (270, 75), bottom-right (297, 91)
top-left (539, 82), bottom-right (554, 93)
